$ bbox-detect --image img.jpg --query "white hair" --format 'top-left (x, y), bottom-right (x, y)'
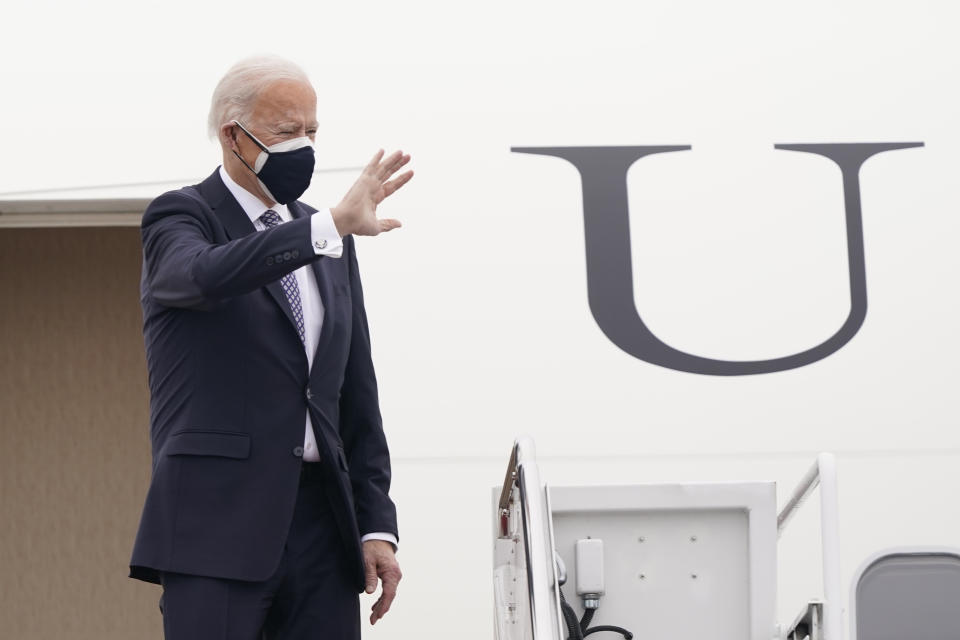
top-left (207, 55), bottom-right (311, 140)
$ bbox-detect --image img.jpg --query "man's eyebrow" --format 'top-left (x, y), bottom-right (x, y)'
top-left (268, 121), bottom-right (300, 131)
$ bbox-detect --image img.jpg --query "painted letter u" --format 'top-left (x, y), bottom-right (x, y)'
top-left (512, 143), bottom-right (922, 375)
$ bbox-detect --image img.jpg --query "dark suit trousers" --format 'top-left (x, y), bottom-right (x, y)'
top-left (159, 467), bottom-right (360, 640)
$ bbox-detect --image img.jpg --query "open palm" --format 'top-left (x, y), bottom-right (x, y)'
top-left (333, 150), bottom-right (412, 236)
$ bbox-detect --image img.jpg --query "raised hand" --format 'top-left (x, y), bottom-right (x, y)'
top-left (331, 149), bottom-right (413, 237)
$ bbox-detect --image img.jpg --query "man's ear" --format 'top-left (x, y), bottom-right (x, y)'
top-left (220, 122), bottom-right (239, 152)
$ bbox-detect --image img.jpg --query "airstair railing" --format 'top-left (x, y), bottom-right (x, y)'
top-left (778, 453), bottom-right (841, 640)
top-left (498, 436), bottom-right (562, 640)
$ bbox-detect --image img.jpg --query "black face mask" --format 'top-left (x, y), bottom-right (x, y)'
top-left (232, 120), bottom-right (316, 204)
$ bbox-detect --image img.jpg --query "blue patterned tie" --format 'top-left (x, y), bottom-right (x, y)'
top-left (260, 209), bottom-right (305, 343)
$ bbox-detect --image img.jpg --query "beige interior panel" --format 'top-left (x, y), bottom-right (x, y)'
top-left (0, 227), bottom-right (160, 639)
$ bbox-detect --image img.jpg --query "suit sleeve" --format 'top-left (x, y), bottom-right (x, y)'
top-left (338, 236), bottom-right (399, 540)
top-left (141, 191), bottom-right (319, 309)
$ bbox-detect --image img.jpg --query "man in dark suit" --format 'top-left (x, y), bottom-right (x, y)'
top-left (129, 55), bottom-right (411, 640)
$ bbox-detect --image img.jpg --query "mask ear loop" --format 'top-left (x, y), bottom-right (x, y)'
top-left (231, 120), bottom-right (268, 175)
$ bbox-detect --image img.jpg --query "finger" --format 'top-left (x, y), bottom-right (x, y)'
top-left (381, 153), bottom-right (410, 182)
top-left (379, 583), bottom-right (397, 615)
top-left (382, 170), bottom-right (414, 199)
top-left (376, 150), bottom-right (405, 180)
top-left (364, 557), bottom-right (378, 594)
top-left (370, 598), bottom-right (392, 624)
top-left (380, 564), bottom-right (400, 598)
top-left (364, 149), bottom-right (385, 174)
top-left (377, 218), bottom-right (402, 233)
top-left (375, 151), bottom-right (404, 181)
top-left (388, 152), bottom-right (410, 173)
top-left (370, 595), bottom-right (391, 625)
top-left (370, 578), bottom-right (397, 624)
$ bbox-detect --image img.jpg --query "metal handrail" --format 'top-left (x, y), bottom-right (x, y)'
top-left (498, 442), bottom-right (519, 515)
top-left (785, 601), bottom-right (823, 640)
top-left (777, 454), bottom-right (841, 640)
top-left (496, 436), bottom-right (561, 640)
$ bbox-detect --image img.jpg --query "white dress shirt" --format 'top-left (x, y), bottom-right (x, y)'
top-left (218, 166), bottom-right (397, 548)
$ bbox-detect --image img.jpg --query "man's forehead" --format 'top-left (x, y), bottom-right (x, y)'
top-left (251, 79), bottom-right (316, 118)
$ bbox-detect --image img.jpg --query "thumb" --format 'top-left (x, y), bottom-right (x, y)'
top-left (365, 559), bottom-right (379, 594)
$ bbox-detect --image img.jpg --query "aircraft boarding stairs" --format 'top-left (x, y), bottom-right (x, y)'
top-left (493, 437), bottom-right (960, 640)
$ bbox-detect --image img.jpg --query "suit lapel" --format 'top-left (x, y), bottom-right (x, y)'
top-left (201, 170), bottom-right (301, 339)
top-left (289, 201), bottom-right (337, 366)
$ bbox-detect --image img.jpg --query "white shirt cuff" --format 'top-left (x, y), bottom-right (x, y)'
top-left (310, 209), bottom-right (344, 258)
top-left (361, 532), bottom-right (398, 551)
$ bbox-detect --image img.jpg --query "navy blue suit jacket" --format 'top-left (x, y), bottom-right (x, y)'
top-left (129, 169), bottom-right (397, 590)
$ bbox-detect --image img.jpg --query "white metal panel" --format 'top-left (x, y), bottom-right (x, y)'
top-left (549, 482), bottom-right (778, 640)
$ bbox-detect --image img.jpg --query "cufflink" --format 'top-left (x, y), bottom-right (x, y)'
top-left (314, 239), bottom-right (328, 250)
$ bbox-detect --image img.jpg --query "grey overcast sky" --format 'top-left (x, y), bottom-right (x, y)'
top-left (1, 0), bottom-right (518, 198)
